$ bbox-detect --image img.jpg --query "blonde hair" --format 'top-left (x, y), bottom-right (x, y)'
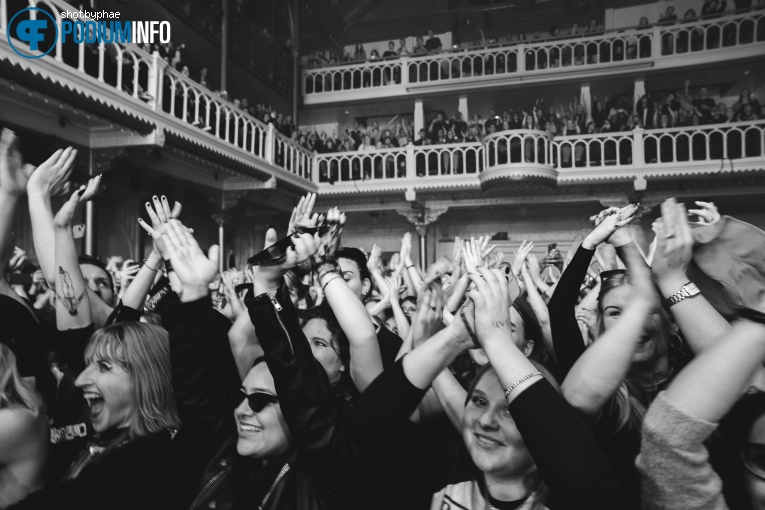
top-left (84, 323), bottom-right (179, 439)
top-left (0, 344), bottom-right (43, 415)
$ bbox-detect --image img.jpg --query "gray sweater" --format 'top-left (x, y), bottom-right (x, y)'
top-left (636, 392), bottom-right (728, 510)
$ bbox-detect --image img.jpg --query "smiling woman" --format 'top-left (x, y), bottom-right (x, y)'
top-left (6, 323), bottom-right (189, 510)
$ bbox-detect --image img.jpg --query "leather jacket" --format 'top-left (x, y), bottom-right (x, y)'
top-left (167, 286), bottom-right (362, 510)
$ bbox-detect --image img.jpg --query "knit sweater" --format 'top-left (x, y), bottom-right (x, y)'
top-left (636, 392), bottom-right (728, 510)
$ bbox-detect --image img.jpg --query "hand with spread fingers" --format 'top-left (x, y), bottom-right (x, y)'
top-left (52, 175), bottom-right (101, 230)
top-left (221, 271), bottom-right (246, 319)
top-left (462, 237), bottom-right (483, 275)
top-left (512, 240), bottom-right (534, 276)
top-left (288, 193), bottom-right (319, 234)
top-left (137, 195), bottom-right (183, 260)
top-left (314, 207), bottom-right (345, 264)
top-left (652, 198), bottom-right (694, 292)
top-left (687, 201), bottom-right (721, 226)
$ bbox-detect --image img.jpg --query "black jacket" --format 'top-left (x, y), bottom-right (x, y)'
top-left (167, 286), bottom-right (369, 510)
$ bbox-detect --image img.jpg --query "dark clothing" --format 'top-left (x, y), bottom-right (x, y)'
top-left (425, 37), bottom-right (442, 52)
top-left (376, 323), bottom-right (403, 367)
top-left (693, 97), bottom-right (716, 122)
top-left (9, 430), bottom-right (190, 510)
top-left (358, 360), bottom-right (624, 509)
top-left (168, 288), bottom-right (368, 510)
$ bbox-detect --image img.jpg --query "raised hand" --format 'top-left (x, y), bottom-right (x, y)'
top-left (652, 198), bottom-right (693, 290)
top-left (0, 129), bottom-right (34, 197)
top-left (8, 247), bottom-right (27, 272)
top-left (221, 271), bottom-right (246, 318)
top-left (288, 193), bottom-right (318, 234)
top-left (466, 267), bottom-right (515, 344)
top-left (687, 201), bottom-right (720, 226)
top-left (367, 244), bottom-right (382, 273)
top-left (314, 207), bottom-right (345, 263)
top-left (53, 175), bottom-right (101, 230)
top-left (400, 232), bottom-right (412, 262)
top-left (526, 252), bottom-right (542, 276)
top-left (411, 282), bottom-right (445, 348)
top-left (583, 202), bottom-right (638, 250)
top-left (27, 146), bottom-right (77, 198)
top-left (153, 219), bottom-right (220, 301)
top-left (462, 237), bottom-right (483, 274)
top-left (512, 240), bottom-right (534, 276)
top-left (118, 259), bottom-right (141, 286)
top-left (137, 195), bottom-right (183, 259)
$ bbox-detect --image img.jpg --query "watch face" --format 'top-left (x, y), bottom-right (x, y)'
top-left (685, 282), bottom-right (701, 295)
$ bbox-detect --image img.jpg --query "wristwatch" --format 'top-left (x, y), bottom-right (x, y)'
top-left (665, 282), bottom-right (700, 307)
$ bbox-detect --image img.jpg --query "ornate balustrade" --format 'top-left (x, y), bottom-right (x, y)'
top-left (313, 120), bottom-right (765, 193)
top-left (0, 0), bottom-right (315, 189)
top-left (303, 9), bottom-right (765, 103)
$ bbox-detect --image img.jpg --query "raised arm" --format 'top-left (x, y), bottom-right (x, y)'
top-left (0, 129), bottom-right (34, 304)
top-left (52, 176), bottom-right (101, 330)
top-left (123, 197), bottom-right (183, 310)
top-left (562, 237), bottom-right (655, 419)
top-left (318, 210), bottom-right (383, 391)
top-left (638, 317), bottom-right (765, 510)
top-left (470, 267), bottom-right (623, 509)
top-left (549, 203), bottom-right (637, 375)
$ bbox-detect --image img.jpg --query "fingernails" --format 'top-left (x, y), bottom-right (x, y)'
top-left (146, 202), bottom-right (151, 207)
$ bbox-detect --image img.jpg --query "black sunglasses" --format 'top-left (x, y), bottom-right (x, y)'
top-left (246, 225), bottom-right (331, 266)
top-left (237, 390), bottom-right (279, 412)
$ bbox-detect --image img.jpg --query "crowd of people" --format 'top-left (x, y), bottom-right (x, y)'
top-left (2, 125), bottom-right (765, 510)
top-left (299, 83), bottom-right (762, 181)
top-left (306, 1), bottom-right (765, 73)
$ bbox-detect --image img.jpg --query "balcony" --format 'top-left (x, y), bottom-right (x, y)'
top-left (0, 0), bottom-right (312, 192)
top-left (302, 9), bottom-right (765, 104)
top-left (313, 120), bottom-right (765, 195)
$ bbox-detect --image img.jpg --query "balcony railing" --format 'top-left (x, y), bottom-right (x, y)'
top-left (303, 8), bottom-right (765, 102)
top-left (312, 120), bottom-right (765, 191)
top-left (1, 0), bottom-right (313, 187)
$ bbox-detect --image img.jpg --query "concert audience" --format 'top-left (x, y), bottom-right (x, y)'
top-left (2, 100), bottom-right (765, 510)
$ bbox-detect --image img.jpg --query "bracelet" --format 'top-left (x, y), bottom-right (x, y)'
top-left (164, 259), bottom-right (174, 273)
top-left (406, 265), bottom-right (415, 269)
top-left (143, 259), bottom-right (160, 272)
top-left (504, 372), bottom-right (543, 400)
top-left (321, 274), bottom-right (342, 293)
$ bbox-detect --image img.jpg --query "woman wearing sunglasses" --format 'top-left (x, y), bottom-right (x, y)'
top-left (162, 219), bottom-right (371, 510)
top-left (638, 313), bottom-right (765, 510)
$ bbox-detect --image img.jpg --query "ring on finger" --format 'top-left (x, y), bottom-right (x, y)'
top-left (664, 233), bottom-right (677, 240)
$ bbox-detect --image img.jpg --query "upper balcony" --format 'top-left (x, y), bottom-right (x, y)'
top-left (302, 9), bottom-right (765, 105)
top-left (312, 120), bottom-right (765, 195)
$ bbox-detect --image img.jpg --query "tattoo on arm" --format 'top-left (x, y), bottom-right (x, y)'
top-left (491, 320), bottom-right (510, 329)
top-left (57, 266), bottom-right (84, 315)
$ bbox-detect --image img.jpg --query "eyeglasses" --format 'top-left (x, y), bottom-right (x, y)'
top-left (237, 390), bottom-right (279, 413)
top-left (246, 225), bottom-right (331, 266)
top-left (742, 442), bottom-right (765, 481)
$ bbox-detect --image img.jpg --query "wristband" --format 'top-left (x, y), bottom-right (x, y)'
top-left (504, 372), bottom-right (543, 400)
top-left (321, 274), bottom-right (342, 293)
top-left (164, 259), bottom-right (174, 273)
top-left (143, 259), bottom-right (160, 272)
top-left (316, 259), bottom-right (340, 281)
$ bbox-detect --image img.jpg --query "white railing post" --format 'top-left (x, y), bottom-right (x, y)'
top-left (265, 124), bottom-right (274, 164)
top-left (516, 43), bottom-right (526, 75)
top-left (147, 51), bottom-right (161, 111)
top-left (0, 0), bottom-right (7, 35)
top-left (400, 58), bottom-right (409, 87)
top-left (312, 154), bottom-right (321, 184)
top-left (651, 25), bottom-right (662, 58)
top-left (406, 144), bottom-right (415, 179)
top-left (632, 127), bottom-right (645, 166)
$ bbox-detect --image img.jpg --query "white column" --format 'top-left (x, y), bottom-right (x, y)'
top-left (580, 83), bottom-right (592, 124)
top-left (218, 222), bottom-right (225, 274)
top-left (458, 96), bottom-right (468, 121)
top-left (633, 77), bottom-right (646, 115)
top-left (414, 99), bottom-right (424, 135)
